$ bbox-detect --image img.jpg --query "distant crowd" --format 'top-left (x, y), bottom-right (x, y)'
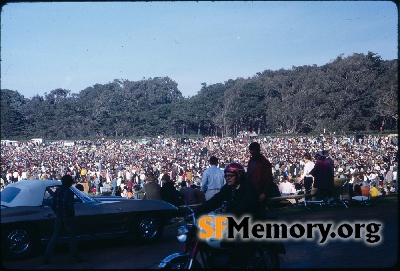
top-left (1, 133), bottom-right (398, 196)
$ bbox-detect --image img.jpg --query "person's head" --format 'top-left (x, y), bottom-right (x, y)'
top-left (249, 142), bottom-right (261, 157)
top-left (224, 162), bottom-right (246, 187)
top-left (180, 180), bottom-right (187, 187)
top-left (75, 183), bottom-right (84, 191)
top-left (322, 150), bottom-right (329, 157)
top-left (314, 151), bottom-right (325, 160)
top-left (145, 173), bottom-right (156, 182)
top-left (61, 174), bottom-right (73, 188)
top-left (161, 173), bottom-right (170, 182)
top-left (209, 156), bottom-right (218, 165)
top-left (304, 153), bottom-right (312, 161)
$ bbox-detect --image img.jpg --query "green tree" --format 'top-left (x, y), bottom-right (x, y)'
top-left (1, 89), bottom-right (27, 138)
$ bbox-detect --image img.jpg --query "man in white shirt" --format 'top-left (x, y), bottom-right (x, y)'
top-left (125, 170), bottom-right (131, 183)
top-left (385, 168), bottom-right (394, 183)
top-left (201, 156), bottom-right (225, 201)
top-left (392, 170), bottom-right (397, 183)
top-left (301, 153), bottom-right (315, 194)
top-left (21, 170), bottom-right (28, 180)
top-left (13, 170), bottom-right (19, 183)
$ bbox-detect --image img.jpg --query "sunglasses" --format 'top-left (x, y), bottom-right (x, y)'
top-left (224, 174), bottom-right (236, 179)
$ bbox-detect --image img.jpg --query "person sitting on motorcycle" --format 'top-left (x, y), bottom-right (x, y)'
top-left (193, 162), bottom-right (265, 268)
top-left (194, 162), bottom-right (265, 220)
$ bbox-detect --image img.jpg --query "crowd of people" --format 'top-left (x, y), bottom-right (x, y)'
top-left (1, 133), bottom-right (398, 200)
top-left (2, 133), bottom-right (397, 267)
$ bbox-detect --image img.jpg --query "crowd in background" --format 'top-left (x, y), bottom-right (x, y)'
top-left (1, 133), bottom-right (398, 198)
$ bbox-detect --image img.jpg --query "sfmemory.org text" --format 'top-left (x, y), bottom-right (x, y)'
top-left (198, 216), bottom-right (382, 245)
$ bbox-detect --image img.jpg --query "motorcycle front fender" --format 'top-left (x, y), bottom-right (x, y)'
top-left (158, 252), bottom-right (191, 269)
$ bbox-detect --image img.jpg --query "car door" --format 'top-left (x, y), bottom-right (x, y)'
top-left (96, 201), bottom-right (134, 233)
top-left (73, 197), bottom-right (133, 238)
top-left (40, 185), bottom-right (60, 240)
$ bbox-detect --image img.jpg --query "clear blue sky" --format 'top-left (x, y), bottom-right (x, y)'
top-left (1, 1), bottom-right (398, 98)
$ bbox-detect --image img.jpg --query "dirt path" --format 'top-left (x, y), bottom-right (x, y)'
top-left (1, 196), bottom-right (398, 269)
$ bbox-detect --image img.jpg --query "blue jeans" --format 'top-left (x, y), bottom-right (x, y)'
top-left (44, 216), bottom-right (80, 258)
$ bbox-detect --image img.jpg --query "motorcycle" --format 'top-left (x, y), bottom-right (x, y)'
top-left (159, 202), bottom-right (286, 269)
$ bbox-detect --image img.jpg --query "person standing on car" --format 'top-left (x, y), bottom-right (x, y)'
top-left (201, 156), bottom-right (225, 201)
top-left (43, 174), bottom-right (85, 264)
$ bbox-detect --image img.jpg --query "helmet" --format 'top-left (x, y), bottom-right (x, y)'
top-left (224, 162), bottom-right (245, 180)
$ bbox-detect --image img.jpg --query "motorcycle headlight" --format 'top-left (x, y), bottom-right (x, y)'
top-left (177, 226), bottom-right (189, 243)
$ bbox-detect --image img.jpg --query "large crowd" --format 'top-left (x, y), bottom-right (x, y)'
top-left (1, 133), bottom-right (398, 196)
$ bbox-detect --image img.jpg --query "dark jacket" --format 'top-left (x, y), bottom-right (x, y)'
top-left (195, 180), bottom-right (265, 220)
top-left (247, 154), bottom-right (274, 198)
top-left (310, 158), bottom-right (335, 191)
top-left (160, 181), bottom-right (184, 206)
top-left (142, 181), bottom-right (162, 200)
top-left (179, 187), bottom-right (197, 204)
top-left (51, 186), bottom-right (75, 217)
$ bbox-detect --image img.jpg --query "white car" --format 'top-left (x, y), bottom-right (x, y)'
top-left (1, 180), bottom-right (178, 260)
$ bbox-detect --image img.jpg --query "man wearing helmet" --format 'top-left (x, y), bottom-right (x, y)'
top-left (194, 162), bottom-right (265, 268)
top-left (194, 162), bottom-right (264, 220)
top-left (247, 142), bottom-right (276, 210)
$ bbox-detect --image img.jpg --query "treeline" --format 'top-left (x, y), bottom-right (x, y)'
top-left (1, 52), bottom-right (397, 140)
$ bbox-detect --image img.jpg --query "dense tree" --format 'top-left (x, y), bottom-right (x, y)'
top-left (0, 53), bottom-right (397, 140)
top-left (1, 89), bottom-right (27, 138)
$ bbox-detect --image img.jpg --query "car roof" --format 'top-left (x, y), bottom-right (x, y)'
top-left (1, 180), bottom-right (61, 207)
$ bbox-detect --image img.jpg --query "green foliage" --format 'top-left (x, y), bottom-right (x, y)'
top-left (1, 89), bottom-right (27, 138)
top-left (0, 53), bottom-right (397, 140)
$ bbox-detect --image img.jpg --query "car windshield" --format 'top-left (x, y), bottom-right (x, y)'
top-left (70, 186), bottom-right (97, 203)
top-left (0, 187), bottom-right (20, 204)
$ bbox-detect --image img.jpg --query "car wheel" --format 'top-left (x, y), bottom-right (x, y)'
top-left (2, 226), bottom-right (39, 260)
top-left (132, 215), bottom-right (164, 244)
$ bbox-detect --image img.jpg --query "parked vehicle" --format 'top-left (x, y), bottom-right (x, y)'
top-left (1, 180), bottom-right (179, 260)
top-left (159, 203), bottom-right (285, 269)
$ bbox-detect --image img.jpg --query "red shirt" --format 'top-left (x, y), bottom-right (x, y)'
top-left (247, 154), bottom-right (274, 197)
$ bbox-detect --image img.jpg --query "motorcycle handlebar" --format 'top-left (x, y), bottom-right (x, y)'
top-left (213, 200), bottom-right (228, 214)
top-left (181, 200), bottom-right (229, 224)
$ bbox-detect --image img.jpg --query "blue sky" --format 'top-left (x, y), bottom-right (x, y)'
top-left (1, 1), bottom-right (398, 98)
